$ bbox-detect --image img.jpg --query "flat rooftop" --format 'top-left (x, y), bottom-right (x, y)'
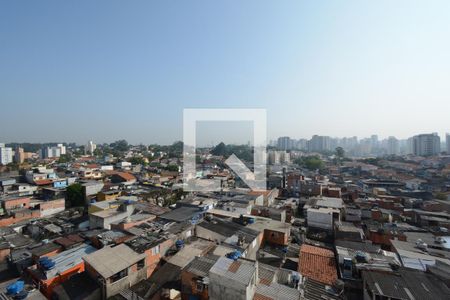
top-left (83, 244), bottom-right (146, 279)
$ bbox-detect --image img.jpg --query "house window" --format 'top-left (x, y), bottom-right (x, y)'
top-left (137, 259), bottom-right (145, 270)
top-left (110, 269), bottom-right (128, 283)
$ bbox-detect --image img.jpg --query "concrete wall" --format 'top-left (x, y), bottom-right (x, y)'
top-left (307, 209), bottom-right (333, 230)
top-left (105, 266), bottom-right (147, 298)
top-left (2, 197), bottom-right (30, 210)
top-left (39, 198), bottom-right (65, 217)
top-left (209, 272), bottom-right (253, 300)
top-left (195, 226), bottom-right (226, 243)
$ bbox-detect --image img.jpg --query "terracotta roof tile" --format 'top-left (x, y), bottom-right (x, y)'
top-left (34, 179), bottom-right (53, 186)
top-left (299, 244), bottom-right (337, 285)
top-left (114, 172), bottom-right (136, 181)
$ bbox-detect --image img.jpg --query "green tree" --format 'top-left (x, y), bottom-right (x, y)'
top-left (110, 140), bottom-right (129, 152)
top-left (93, 148), bottom-right (102, 156)
top-left (335, 147), bottom-right (345, 165)
top-left (294, 156), bottom-right (324, 171)
top-left (211, 142), bottom-right (227, 156)
top-left (58, 154), bottom-right (72, 163)
top-left (165, 165), bottom-right (179, 172)
top-left (128, 156), bottom-right (146, 165)
top-left (66, 183), bottom-right (84, 207)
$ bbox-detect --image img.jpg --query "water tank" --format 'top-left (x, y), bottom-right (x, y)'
top-left (176, 240), bottom-right (185, 250)
top-left (226, 250), bottom-right (242, 261)
top-left (40, 257), bottom-right (55, 270)
top-left (6, 281), bottom-right (24, 295)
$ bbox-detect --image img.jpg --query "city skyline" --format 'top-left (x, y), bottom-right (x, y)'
top-left (1, 1), bottom-right (450, 144)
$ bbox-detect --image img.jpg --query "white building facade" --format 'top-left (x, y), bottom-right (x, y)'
top-left (0, 143), bottom-right (13, 165)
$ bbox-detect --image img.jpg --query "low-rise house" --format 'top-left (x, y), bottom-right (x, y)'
top-left (362, 268), bottom-right (450, 300)
top-left (89, 201), bottom-right (135, 229)
top-left (110, 172), bottom-right (136, 185)
top-left (167, 239), bottom-right (215, 269)
top-left (390, 238), bottom-right (450, 271)
top-left (220, 201), bottom-right (252, 215)
top-left (160, 206), bottom-right (203, 223)
top-left (335, 222), bottom-right (365, 242)
top-left (110, 213), bottom-right (156, 231)
top-left (31, 198), bottom-right (65, 217)
top-left (81, 181), bottom-right (104, 204)
top-left (97, 190), bottom-right (122, 202)
top-left (247, 218), bottom-right (291, 247)
top-left (344, 206), bottom-right (362, 222)
top-left (29, 243), bottom-right (97, 298)
top-left (307, 207), bottom-right (338, 231)
top-left (125, 233), bottom-right (174, 278)
top-left (196, 218), bottom-right (261, 260)
top-left (251, 206), bottom-right (286, 223)
top-left (84, 244), bottom-right (148, 299)
top-left (181, 255), bottom-right (219, 300)
top-left (1, 196), bottom-right (30, 211)
top-left (28, 242), bottom-right (62, 263)
top-left (209, 257), bottom-right (258, 300)
top-left (298, 244), bottom-right (337, 286)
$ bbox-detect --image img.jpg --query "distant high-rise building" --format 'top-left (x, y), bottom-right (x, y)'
top-left (371, 134), bottom-right (379, 148)
top-left (447, 133), bottom-right (450, 154)
top-left (308, 135), bottom-right (332, 152)
top-left (277, 136), bottom-right (292, 150)
top-left (296, 139), bottom-right (308, 150)
top-left (0, 143), bottom-right (13, 165)
top-left (387, 136), bottom-right (399, 155)
top-left (279, 151), bottom-right (290, 164)
top-left (268, 150), bottom-right (280, 165)
top-left (412, 133), bottom-right (440, 156)
top-left (42, 144), bottom-right (66, 158)
top-left (57, 143), bottom-right (66, 155)
top-left (86, 140), bottom-right (97, 155)
top-left (15, 147), bottom-right (25, 164)
top-left (268, 150), bottom-right (290, 165)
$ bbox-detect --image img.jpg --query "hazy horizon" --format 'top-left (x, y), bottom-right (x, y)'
top-left (1, 1), bottom-right (450, 145)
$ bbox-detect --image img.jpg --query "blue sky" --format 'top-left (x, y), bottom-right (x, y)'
top-left (1, 1), bottom-right (449, 145)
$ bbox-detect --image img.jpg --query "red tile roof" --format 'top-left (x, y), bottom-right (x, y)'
top-left (113, 172), bottom-right (136, 182)
top-left (34, 179), bottom-right (53, 186)
top-left (299, 244), bottom-right (337, 285)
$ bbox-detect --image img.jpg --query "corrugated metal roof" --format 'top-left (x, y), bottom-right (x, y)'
top-left (184, 255), bottom-right (219, 277)
top-left (362, 269), bottom-right (450, 300)
top-left (210, 257), bottom-right (256, 285)
top-left (255, 282), bottom-right (300, 300)
top-left (44, 244), bottom-right (96, 279)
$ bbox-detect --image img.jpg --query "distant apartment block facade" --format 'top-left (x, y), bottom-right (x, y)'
top-left (308, 135), bottom-right (332, 152)
top-left (412, 133), bottom-right (441, 156)
top-left (42, 144), bottom-right (66, 158)
top-left (386, 136), bottom-right (399, 155)
top-left (447, 133), bottom-right (450, 154)
top-left (86, 140), bottom-right (96, 154)
top-left (0, 143), bottom-right (13, 165)
top-left (277, 136), bottom-right (292, 150)
top-left (14, 147), bottom-right (25, 164)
